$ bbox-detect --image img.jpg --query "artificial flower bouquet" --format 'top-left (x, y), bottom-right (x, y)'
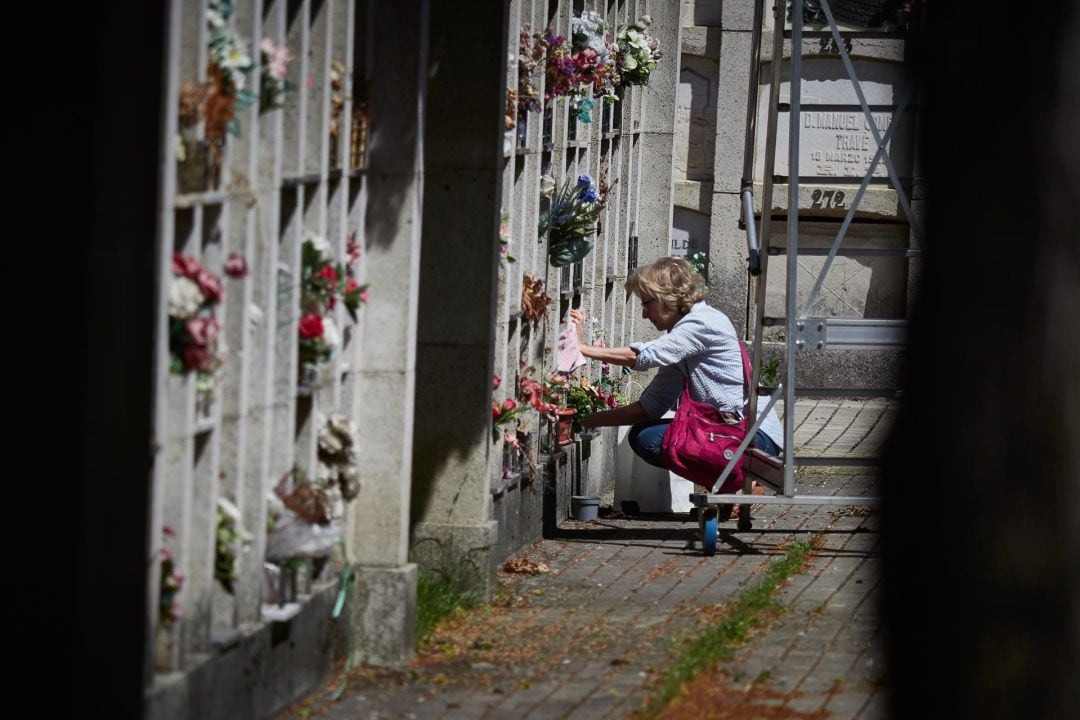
top-left (298, 231), bottom-right (368, 368)
top-left (538, 174), bottom-right (602, 267)
top-left (169, 254), bottom-right (227, 379)
top-left (615, 16), bottom-right (662, 86)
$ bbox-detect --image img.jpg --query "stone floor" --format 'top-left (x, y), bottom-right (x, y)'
top-left (277, 400), bottom-right (895, 720)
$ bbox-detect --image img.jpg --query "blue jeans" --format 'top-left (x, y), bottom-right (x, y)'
top-left (628, 418), bottom-right (780, 469)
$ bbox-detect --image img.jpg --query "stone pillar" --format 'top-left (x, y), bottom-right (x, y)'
top-left (709, 0), bottom-right (756, 324)
top-left (347, 0), bottom-right (429, 668)
top-left (409, 0), bottom-right (510, 596)
top-left (636, 0), bottom-right (684, 269)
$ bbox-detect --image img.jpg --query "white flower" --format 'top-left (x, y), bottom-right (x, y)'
top-left (169, 277), bottom-right (204, 319)
top-left (248, 303), bottom-right (263, 332)
top-left (540, 174), bottom-right (556, 198)
top-left (218, 496), bottom-right (243, 524)
top-left (206, 9), bottom-right (226, 29)
top-left (303, 230), bottom-right (334, 262)
top-left (322, 317), bottom-right (340, 350)
top-left (329, 413), bottom-right (356, 438)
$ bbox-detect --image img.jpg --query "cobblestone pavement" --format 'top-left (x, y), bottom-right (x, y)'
top-left (277, 401), bottom-right (893, 720)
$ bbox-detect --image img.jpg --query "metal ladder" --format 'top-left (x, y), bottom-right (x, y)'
top-left (692, 0), bottom-right (920, 550)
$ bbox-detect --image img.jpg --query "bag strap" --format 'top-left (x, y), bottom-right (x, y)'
top-left (676, 334), bottom-right (753, 417)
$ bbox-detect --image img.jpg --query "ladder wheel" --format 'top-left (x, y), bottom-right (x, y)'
top-left (702, 508), bottom-right (718, 556)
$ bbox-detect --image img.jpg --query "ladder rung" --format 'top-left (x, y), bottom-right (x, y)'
top-left (767, 247), bottom-right (920, 257)
top-left (755, 387), bottom-right (902, 399)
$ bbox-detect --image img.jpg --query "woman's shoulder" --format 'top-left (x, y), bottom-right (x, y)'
top-left (686, 302), bottom-right (737, 336)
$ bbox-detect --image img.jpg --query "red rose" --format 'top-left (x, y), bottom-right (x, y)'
top-left (345, 278), bottom-right (359, 294)
top-left (573, 48), bottom-right (598, 72)
top-left (224, 253), bottom-right (248, 278)
top-left (185, 316), bottom-right (220, 346)
top-left (195, 268), bottom-right (223, 304)
top-left (172, 254), bottom-right (202, 278)
top-left (492, 404), bottom-right (502, 419)
top-left (502, 399), bottom-right (517, 411)
top-left (181, 344), bottom-right (215, 372)
top-left (298, 313), bottom-right (324, 339)
top-left (315, 266), bottom-right (337, 283)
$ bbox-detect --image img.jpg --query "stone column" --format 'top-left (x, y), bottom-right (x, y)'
top-left (409, 0), bottom-right (511, 596)
top-left (709, 0), bottom-right (755, 324)
top-left (347, 0), bottom-right (429, 668)
top-left (634, 0), bottom-right (684, 346)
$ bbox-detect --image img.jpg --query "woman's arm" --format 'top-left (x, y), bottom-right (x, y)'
top-left (568, 309), bottom-right (638, 366)
top-left (581, 400), bottom-right (649, 429)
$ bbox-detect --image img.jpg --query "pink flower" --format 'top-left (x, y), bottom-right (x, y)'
top-left (344, 278), bottom-right (359, 294)
top-left (224, 253), bottom-right (248, 278)
top-left (195, 268), bottom-right (223, 304)
top-left (314, 266), bottom-right (337, 284)
top-left (160, 547), bottom-right (171, 561)
top-left (493, 375), bottom-right (502, 389)
top-left (172, 254), bottom-right (202, 279)
top-left (181, 344), bottom-right (215, 372)
top-left (573, 48), bottom-right (599, 72)
top-left (185, 316), bottom-right (221, 346)
top-left (163, 525), bottom-right (176, 537)
top-left (503, 431), bottom-right (520, 448)
top-left (502, 399), bottom-right (517, 411)
top-left (346, 238), bottom-right (361, 264)
top-left (492, 404), bottom-right (502, 420)
top-left (606, 395), bottom-right (618, 409)
top-left (359, 290), bottom-right (369, 303)
top-left (298, 313), bottom-right (324, 340)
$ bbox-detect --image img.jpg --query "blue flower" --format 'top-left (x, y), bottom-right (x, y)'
top-left (580, 188), bottom-right (598, 203)
top-left (576, 174), bottom-right (592, 188)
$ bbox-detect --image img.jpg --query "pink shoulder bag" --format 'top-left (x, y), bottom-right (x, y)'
top-left (659, 338), bottom-right (751, 493)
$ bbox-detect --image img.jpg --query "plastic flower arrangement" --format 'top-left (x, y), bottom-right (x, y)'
top-left (615, 16), bottom-right (663, 86)
top-left (688, 251), bottom-right (709, 285)
top-left (498, 212), bottom-right (516, 263)
top-left (215, 497), bottom-right (252, 594)
top-left (517, 28), bottom-right (544, 116)
top-left (169, 254), bottom-right (226, 381)
top-left (298, 231), bottom-right (368, 367)
top-left (538, 174), bottom-right (602, 267)
top-left (259, 37), bottom-right (293, 112)
top-left (545, 374), bottom-right (619, 433)
top-left (569, 10), bottom-right (619, 116)
top-left (159, 526), bottom-right (184, 627)
top-left (534, 11), bottom-right (618, 124)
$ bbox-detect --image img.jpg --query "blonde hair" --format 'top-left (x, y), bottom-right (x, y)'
top-left (625, 257), bottom-right (706, 314)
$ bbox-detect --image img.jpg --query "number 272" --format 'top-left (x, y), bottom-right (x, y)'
top-left (811, 189), bottom-right (845, 209)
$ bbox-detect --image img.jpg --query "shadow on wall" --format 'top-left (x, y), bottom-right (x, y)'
top-left (880, 1), bottom-right (1080, 717)
top-left (408, 1), bottom-right (510, 530)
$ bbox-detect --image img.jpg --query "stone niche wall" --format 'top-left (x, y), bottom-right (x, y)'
top-left (675, 56), bottom-right (718, 183)
top-left (753, 54), bottom-right (917, 331)
top-left (672, 206), bottom-right (711, 261)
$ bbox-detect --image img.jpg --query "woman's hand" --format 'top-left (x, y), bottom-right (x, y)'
top-left (568, 308), bottom-right (586, 346)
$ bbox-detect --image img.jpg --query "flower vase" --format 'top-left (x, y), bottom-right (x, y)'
top-left (556, 408), bottom-right (576, 446)
top-left (297, 362), bottom-right (318, 396)
top-left (154, 625), bottom-right (173, 671)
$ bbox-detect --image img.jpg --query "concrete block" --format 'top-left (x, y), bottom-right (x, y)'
top-left (352, 563), bottom-right (417, 667)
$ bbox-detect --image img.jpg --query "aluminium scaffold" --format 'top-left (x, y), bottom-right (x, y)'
top-left (691, 0), bottom-right (921, 554)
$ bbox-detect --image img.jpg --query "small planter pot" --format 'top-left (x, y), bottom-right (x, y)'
top-left (571, 495), bottom-right (600, 521)
top-left (555, 407), bottom-right (576, 446)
